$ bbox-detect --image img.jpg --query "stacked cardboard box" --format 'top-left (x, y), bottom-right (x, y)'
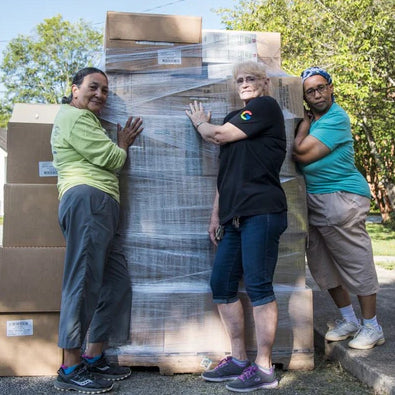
top-left (202, 29), bottom-right (282, 78)
top-left (0, 12), bottom-right (312, 376)
top-left (3, 103), bottom-right (64, 247)
top-left (105, 11), bottom-right (203, 73)
top-left (103, 12), bottom-right (313, 372)
top-left (0, 103), bottom-right (64, 375)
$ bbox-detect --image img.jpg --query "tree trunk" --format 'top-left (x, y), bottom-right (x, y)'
top-left (361, 119), bottom-right (394, 221)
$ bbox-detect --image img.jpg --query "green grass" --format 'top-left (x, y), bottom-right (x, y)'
top-left (366, 222), bottom-right (395, 270)
top-left (375, 260), bottom-right (395, 270)
top-left (367, 223), bottom-right (395, 256)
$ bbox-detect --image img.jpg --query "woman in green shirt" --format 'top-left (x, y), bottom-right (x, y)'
top-left (51, 67), bottom-right (143, 393)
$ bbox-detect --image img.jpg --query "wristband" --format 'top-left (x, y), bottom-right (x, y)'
top-left (195, 121), bottom-right (205, 128)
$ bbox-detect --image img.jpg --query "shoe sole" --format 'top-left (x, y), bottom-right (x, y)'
top-left (226, 379), bottom-right (279, 392)
top-left (92, 370), bottom-right (132, 381)
top-left (54, 381), bottom-right (114, 393)
top-left (325, 332), bottom-right (357, 342)
top-left (348, 337), bottom-right (385, 350)
top-left (201, 373), bottom-right (240, 382)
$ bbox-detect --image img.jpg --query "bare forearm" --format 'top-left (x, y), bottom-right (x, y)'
top-left (211, 190), bottom-right (219, 220)
top-left (186, 101), bottom-right (247, 144)
top-left (196, 122), bottom-right (221, 144)
top-left (208, 190), bottom-right (220, 245)
top-left (293, 120), bottom-right (331, 164)
top-left (293, 119), bottom-right (311, 154)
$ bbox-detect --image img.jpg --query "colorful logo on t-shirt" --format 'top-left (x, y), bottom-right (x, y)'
top-left (240, 110), bottom-right (252, 120)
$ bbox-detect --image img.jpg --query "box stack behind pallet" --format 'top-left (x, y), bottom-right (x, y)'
top-left (102, 11), bottom-right (313, 372)
top-left (0, 11), bottom-right (313, 376)
top-left (0, 103), bottom-right (64, 376)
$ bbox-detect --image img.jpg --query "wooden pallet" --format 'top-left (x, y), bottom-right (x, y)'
top-left (107, 349), bottom-right (314, 375)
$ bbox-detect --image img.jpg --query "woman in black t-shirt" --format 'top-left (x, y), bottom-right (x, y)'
top-left (186, 61), bottom-right (287, 392)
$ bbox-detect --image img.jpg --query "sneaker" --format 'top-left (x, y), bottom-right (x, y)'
top-left (84, 354), bottom-right (131, 381)
top-left (201, 356), bottom-right (250, 382)
top-left (54, 363), bottom-right (113, 393)
top-left (226, 363), bottom-right (278, 393)
top-left (325, 319), bottom-right (360, 341)
top-left (348, 324), bottom-right (385, 350)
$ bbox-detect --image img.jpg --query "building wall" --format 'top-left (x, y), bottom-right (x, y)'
top-left (0, 148), bottom-right (6, 216)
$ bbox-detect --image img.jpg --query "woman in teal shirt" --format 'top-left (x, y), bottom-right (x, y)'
top-left (293, 67), bottom-right (384, 351)
top-left (298, 101), bottom-right (370, 197)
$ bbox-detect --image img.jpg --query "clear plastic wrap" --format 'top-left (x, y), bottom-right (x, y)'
top-left (100, 26), bottom-right (311, 370)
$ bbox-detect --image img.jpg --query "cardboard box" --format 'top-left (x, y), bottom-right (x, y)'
top-left (0, 247), bottom-right (65, 312)
top-left (270, 76), bottom-right (304, 119)
top-left (6, 103), bottom-right (59, 184)
top-left (0, 312), bottom-right (62, 376)
top-left (2, 184), bottom-right (65, 247)
top-left (105, 11), bottom-right (202, 72)
top-left (229, 75), bottom-right (304, 119)
top-left (203, 29), bottom-right (281, 69)
top-left (106, 72), bottom-right (233, 109)
top-left (9, 103), bottom-right (60, 124)
top-left (280, 118), bottom-right (302, 177)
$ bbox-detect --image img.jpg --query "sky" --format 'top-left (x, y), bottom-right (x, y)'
top-left (0, 0), bottom-right (235, 54)
top-left (0, 0), bottom-right (237, 95)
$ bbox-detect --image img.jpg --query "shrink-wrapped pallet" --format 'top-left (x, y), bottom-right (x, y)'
top-left (101, 12), bottom-right (312, 372)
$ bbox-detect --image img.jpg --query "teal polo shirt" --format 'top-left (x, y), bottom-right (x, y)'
top-left (298, 103), bottom-right (371, 198)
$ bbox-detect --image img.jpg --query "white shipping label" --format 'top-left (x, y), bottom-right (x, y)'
top-left (136, 40), bottom-right (174, 46)
top-left (200, 357), bottom-right (212, 370)
top-left (7, 319), bottom-right (34, 337)
top-left (157, 49), bottom-right (182, 65)
top-left (39, 161), bottom-right (58, 177)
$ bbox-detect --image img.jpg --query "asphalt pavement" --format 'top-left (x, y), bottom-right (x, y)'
top-left (309, 261), bottom-right (395, 395)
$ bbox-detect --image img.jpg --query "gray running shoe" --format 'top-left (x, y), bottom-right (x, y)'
top-left (201, 356), bottom-right (250, 382)
top-left (348, 324), bottom-right (385, 350)
top-left (84, 354), bottom-right (131, 381)
top-left (54, 363), bottom-right (113, 393)
top-left (325, 319), bottom-right (360, 341)
top-left (226, 363), bottom-right (278, 392)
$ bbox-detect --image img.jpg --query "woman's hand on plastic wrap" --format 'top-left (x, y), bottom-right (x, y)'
top-left (185, 100), bottom-right (211, 129)
top-left (117, 116), bottom-right (144, 150)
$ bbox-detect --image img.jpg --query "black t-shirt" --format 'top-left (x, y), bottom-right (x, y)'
top-left (217, 95), bottom-right (287, 224)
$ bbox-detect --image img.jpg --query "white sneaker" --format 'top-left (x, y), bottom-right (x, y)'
top-left (325, 319), bottom-right (360, 341)
top-left (348, 324), bottom-right (385, 350)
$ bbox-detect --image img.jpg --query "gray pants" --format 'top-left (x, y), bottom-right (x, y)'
top-left (57, 185), bottom-right (131, 349)
top-left (306, 191), bottom-right (379, 295)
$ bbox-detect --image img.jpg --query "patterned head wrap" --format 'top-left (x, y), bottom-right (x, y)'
top-left (301, 67), bottom-right (332, 84)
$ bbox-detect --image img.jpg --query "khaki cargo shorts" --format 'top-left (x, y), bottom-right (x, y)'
top-left (306, 191), bottom-right (379, 296)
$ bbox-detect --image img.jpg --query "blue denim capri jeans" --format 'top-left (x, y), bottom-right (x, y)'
top-left (210, 212), bottom-right (287, 307)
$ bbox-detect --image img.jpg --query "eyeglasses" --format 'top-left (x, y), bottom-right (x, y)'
top-left (236, 76), bottom-right (257, 85)
top-left (304, 83), bottom-right (330, 98)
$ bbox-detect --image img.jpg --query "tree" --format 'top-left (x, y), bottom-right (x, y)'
top-left (218, 0), bottom-right (394, 221)
top-left (0, 15), bottom-right (103, 126)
